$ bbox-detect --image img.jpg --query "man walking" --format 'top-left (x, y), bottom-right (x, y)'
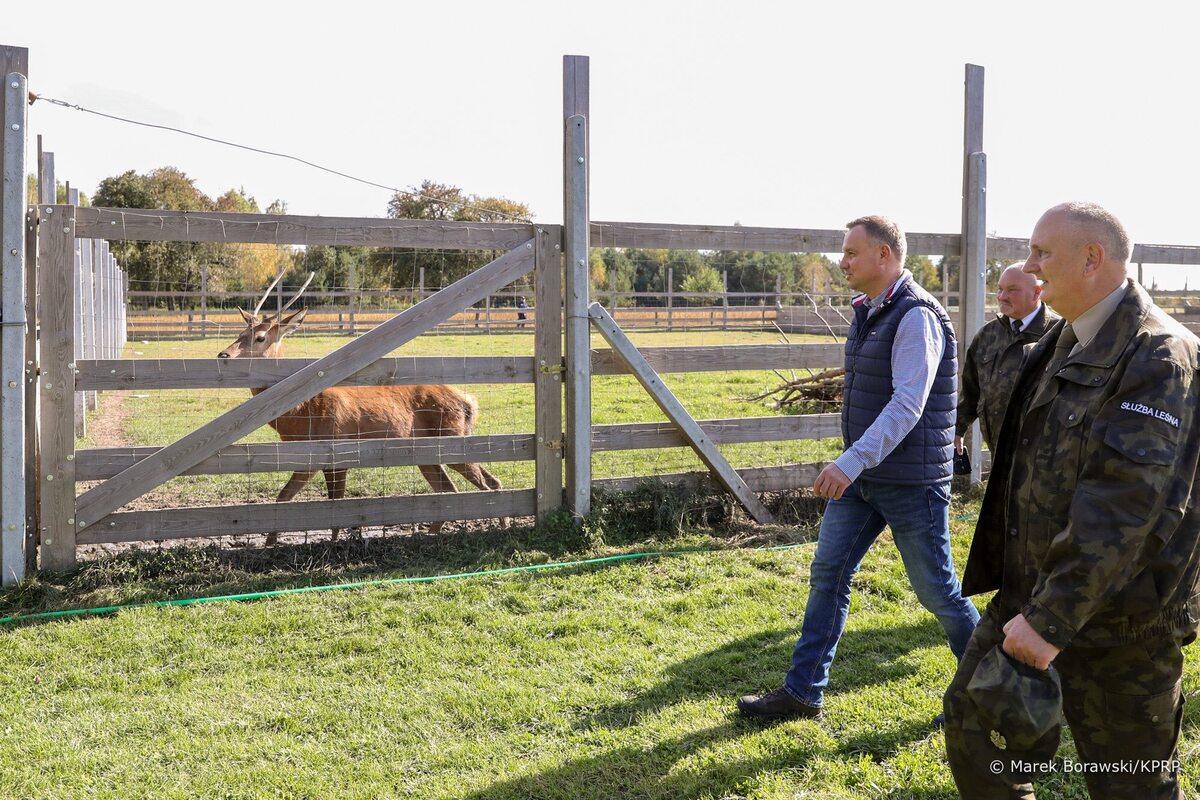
top-left (943, 202), bottom-right (1200, 799)
top-left (956, 265), bottom-right (1056, 454)
top-left (738, 215), bottom-right (980, 720)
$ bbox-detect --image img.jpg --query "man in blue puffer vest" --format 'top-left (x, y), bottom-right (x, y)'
top-left (738, 215), bottom-right (980, 721)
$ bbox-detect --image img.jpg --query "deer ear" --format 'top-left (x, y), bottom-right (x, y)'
top-left (239, 308), bottom-right (258, 325)
top-left (280, 308), bottom-right (307, 333)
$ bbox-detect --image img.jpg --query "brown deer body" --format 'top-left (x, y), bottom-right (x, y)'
top-left (218, 284), bottom-right (504, 544)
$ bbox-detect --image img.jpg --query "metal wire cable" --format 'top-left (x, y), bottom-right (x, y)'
top-left (28, 92), bottom-right (534, 224)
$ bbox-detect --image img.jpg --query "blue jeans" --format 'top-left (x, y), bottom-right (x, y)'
top-left (784, 478), bottom-right (980, 706)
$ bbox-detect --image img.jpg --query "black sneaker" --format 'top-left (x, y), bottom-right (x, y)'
top-left (932, 712), bottom-right (946, 729)
top-left (736, 686), bottom-right (821, 720)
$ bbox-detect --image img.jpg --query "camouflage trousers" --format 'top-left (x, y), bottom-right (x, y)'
top-left (943, 603), bottom-right (1185, 799)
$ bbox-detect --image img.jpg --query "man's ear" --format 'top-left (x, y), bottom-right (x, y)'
top-left (1083, 242), bottom-right (1105, 275)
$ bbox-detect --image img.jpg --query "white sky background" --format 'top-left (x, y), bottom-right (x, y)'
top-left (7, 0), bottom-right (1199, 287)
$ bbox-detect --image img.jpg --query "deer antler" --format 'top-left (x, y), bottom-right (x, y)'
top-left (279, 272), bottom-right (316, 316)
top-left (252, 271), bottom-right (285, 317)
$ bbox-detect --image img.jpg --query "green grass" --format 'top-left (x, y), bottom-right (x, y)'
top-left (2, 496), bottom-right (1196, 799)
top-left (105, 330), bottom-right (842, 509)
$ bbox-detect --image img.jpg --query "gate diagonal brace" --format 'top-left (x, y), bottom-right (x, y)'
top-left (586, 302), bottom-right (773, 524)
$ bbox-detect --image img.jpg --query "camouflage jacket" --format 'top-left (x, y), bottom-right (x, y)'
top-left (962, 280), bottom-right (1200, 649)
top-left (956, 305), bottom-right (1056, 450)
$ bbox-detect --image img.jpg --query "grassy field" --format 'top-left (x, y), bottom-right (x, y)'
top-left (90, 329), bottom-right (842, 511)
top-left (2, 495), bottom-right (1198, 799)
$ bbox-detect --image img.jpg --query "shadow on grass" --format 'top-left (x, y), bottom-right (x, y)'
top-left (578, 617), bottom-right (945, 733)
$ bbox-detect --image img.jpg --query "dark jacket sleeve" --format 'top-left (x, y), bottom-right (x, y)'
top-left (955, 337), bottom-right (982, 438)
top-left (1023, 353), bottom-right (1198, 649)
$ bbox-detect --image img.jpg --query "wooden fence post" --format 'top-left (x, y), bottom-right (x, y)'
top-left (960, 63), bottom-right (986, 485)
top-left (563, 55), bottom-right (591, 519)
top-left (2, 45), bottom-right (30, 584)
top-left (534, 225), bottom-right (564, 520)
top-left (348, 260), bottom-right (357, 336)
top-left (71, 228), bottom-right (85, 437)
top-left (37, 205), bottom-right (76, 571)
top-left (666, 266), bottom-right (673, 331)
top-left (722, 270), bottom-right (729, 330)
top-left (199, 264), bottom-right (208, 339)
top-left (82, 239), bottom-right (96, 411)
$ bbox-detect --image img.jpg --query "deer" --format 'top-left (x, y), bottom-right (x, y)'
top-left (217, 273), bottom-right (506, 545)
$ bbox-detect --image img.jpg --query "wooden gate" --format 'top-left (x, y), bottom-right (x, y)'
top-left (34, 206), bottom-right (564, 571)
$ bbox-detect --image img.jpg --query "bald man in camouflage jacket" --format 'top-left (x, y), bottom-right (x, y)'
top-left (943, 203), bottom-right (1200, 799)
top-left (955, 265), bottom-right (1057, 453)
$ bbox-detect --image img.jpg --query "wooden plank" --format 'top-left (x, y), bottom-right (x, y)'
top-left (592, 343), bottom-right (843, 375)
top-left (590, 221), bottom-right (961, 256)
top-left (74, 206), bottom-right (533, 250)
top-left (75, 355), bottom-right (536, 391)
top-left (595, 462), bottom-right (825, 494)
top-left (75, 434), bottom-right (536, 481)
top-left (533, 225), bottom-right (564, 519)
top-left (74, 241), bottom-right (535, 531)
top-left (78, 488), bottom-right (535, 545)
top-left (81, 239), bottom-right (97, 410)
top-left (593, 414), bottom-right (840, 451)
top-left (587, 302), bottom-right (772, 524)
top-left (1130, 244), bottom-right (1200, 266)
top-left (77, 345), bottom-right (841, 391)
top-left (36, 206), bottom-right (76, 570)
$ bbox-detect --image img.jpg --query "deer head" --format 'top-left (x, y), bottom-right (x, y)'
top-left (217, 272), bottom-right (314, 359)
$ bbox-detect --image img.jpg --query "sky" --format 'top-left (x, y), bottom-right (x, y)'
top-left (6, 0), bottom-right (1199, 287)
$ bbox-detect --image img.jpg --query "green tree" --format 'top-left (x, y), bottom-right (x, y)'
top-left (680, 264), bottom-right (723, 301)
top-left (906, 254), bottom-right (940, 292)
top-left (368, 180), bottom-right (533, 292)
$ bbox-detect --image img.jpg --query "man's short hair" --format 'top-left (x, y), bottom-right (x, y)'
top-left (846, 215), bottom-right (907, 264)
top-left (1056, 202), bottom-right (1132, 265)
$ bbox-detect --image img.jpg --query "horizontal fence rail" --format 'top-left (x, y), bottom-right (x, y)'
top-left (75, 207), bottom-right (535, 250)
top-left (79, 489), bottom-right (536, 545)
top-left (74, 414), bottom-right (842, 481)
top-left (76, 344), bottom-right (845, 391)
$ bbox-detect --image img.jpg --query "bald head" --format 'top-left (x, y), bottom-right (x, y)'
top-left (997, 264), bottom-right (1042, 321)
top-left (1024, 202), bottom-right (1130, 321)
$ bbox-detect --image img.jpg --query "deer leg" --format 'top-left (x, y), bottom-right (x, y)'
top-left (448, 463), bottom-right (510, 529)
top-left (265, 470), bottom-right (316, 545)
top-left (418, 463), bottom-right (458, 535)
top-left (324, 469), bottom-right (350, 541)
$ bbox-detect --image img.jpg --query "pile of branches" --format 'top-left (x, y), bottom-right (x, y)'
top-left (745, 367), bottom-right (845, 413)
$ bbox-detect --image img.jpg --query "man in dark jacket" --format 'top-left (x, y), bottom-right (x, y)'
top-left (956, 265), bottom-right (1056, 453)
top-left (943, 202), bottom-right (1200, 799)
top-left (737, 215), bottom-right (980, 721)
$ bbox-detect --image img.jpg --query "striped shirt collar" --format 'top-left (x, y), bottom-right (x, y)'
top-left (852, 270), bottom-right (912, 311)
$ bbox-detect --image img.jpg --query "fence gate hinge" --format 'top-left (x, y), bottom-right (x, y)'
top-left (538, 360), bottom-right (565, 375)
top-left (543, 436), bottom-right (564, 453)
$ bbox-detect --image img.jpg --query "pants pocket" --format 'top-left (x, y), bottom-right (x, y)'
top-left (1102, 682), bottom-right (1183, 765)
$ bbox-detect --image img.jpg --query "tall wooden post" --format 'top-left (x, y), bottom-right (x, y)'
top-left (563, 55), bottom-right (591, 519)
top-left (199, 263), bottom-right (208, 339)
top-left (1, 45), bottom-right (29, 583)
top-left (960, 64), bottom-right (986, 485)
top-left (37, 205), bottom-right (77, 571)
top-left (666, 266), bottom-right (673, 331)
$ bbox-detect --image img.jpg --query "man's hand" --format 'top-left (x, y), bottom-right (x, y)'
top-left (955, 436), bottom-right (964, 454)
top-left (1002, 614), bottom-right (1061, 670)
top-left (813, 463), bottom-right (852, 500)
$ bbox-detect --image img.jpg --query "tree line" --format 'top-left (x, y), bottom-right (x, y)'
top-left (36, 166), bottom-right (994, 310)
